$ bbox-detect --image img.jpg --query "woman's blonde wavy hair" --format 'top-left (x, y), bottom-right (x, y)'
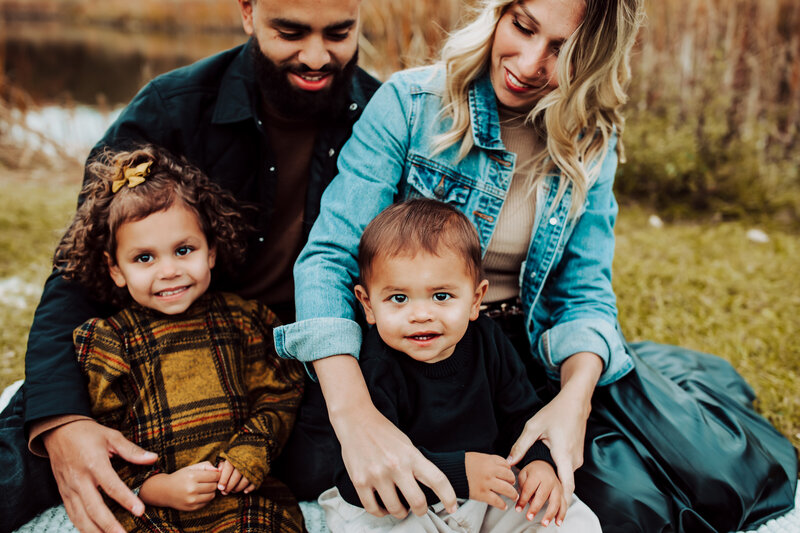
top-left (434, 0), bottom-right (644, 214)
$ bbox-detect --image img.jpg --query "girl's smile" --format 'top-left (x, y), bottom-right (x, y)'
top-left (107, 201), bottom-right (216, 315)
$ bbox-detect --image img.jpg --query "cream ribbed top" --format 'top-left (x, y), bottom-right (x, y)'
top-left (483, 106), bottom-right (542, 303)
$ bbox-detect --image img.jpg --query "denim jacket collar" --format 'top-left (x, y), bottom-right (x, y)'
top-left (468, 72), bottom-right (505, 152)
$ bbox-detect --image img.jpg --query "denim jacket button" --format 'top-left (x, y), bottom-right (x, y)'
top-left (434, 185), bottom-right (445, 198)
top-left (549, 216), bottom-right (558, 226)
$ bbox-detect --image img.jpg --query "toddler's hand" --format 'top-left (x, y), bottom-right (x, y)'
top-left (217, 459), bottom-right (255, 495)
top-left (465, 452), bottom-right (518, 510)
top-left (140, 461), bottom-right (219, 511)
top-left (517, 460), bottom-right (567, 527)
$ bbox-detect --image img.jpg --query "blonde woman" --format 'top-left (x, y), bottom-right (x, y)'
top-left (274, 0), bottom-right (797, 531)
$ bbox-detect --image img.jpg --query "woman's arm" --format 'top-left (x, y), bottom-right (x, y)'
top-left (508, 351), bottom-right (602, 498)
top-left (509, 133), bottom-right (630, 496)
top-left (274, 70), bottom-right (457, 518)
top-left (314, 355), bottom-right (456, 518)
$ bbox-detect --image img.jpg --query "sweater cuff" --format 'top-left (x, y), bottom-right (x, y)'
top-left (420, 449), bottom-right (469, 501)
top-left (520, 441), bottom-right (556, 472)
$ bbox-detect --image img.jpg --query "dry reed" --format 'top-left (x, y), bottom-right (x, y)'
top-left (1, 0), bottom-right (799, 220)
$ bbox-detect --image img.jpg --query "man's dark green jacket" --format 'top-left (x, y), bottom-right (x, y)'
top-left (22, 39), bottom-right (380, 428)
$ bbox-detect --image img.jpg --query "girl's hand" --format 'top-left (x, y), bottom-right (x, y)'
top-left (140, 462), bottom-right (219, 511)
top-left (464, 452), bottom-right (518, 510)
top-left (517, 461), bottom-right (567, 527)
top-left (217, 459), bottom-right (255, 495)
top-left (507, 352), bottom-right (602, 499)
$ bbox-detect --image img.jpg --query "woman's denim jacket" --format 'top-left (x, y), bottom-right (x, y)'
top-left (275, 66), bottom-right (634, 386)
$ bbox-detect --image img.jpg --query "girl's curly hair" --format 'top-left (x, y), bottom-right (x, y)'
top-left (55, 144), bottom-right (250, 306)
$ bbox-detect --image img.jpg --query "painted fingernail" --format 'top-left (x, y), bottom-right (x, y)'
top-left (557, 519), bottom-right (563, 526)
top-left (515, 506), bottom-right (522, 512)
top-left (527, 513), bottom-right (534, 520)
top-left (542, 519), bottom-right (550, 527)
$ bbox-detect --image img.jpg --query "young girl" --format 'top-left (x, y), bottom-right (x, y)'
top-left (54, 145), bottom-right (305, 532)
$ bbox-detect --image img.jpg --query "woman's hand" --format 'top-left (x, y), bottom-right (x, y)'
top-left (507, 352), bottom-right (602, 499)
top-left (315, 355), bottom-right (457, 519)
top-left (42, 419), bottom-right (157, 533)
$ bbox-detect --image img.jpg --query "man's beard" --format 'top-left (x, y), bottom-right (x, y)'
top-left (251, 37), bottom-right (358, 121)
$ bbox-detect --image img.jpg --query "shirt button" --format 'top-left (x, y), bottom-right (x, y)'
top-left (549, 217), bottom-right (558, 226)
top-left (258, 237), bottom-right (265, 243)
top-left (349, 102), bottom-right (358, 111)
top-left (269, 166), bottom-right (276, 172)
top-left (256, 119), bottom-right (263, 127)
top-left (328, 148), bottom-right (336, 157)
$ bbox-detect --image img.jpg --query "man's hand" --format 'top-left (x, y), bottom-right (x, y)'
top-left (140, 462), bottom-right (219, 511)
top-left (464, 452), bottom-right (518, 510)
top-left (217, 459), bottom-right (255, 495)
top-left (517, 460), bottom-right (567, 527)
top-left (42, 419), bottom-right (157, 533)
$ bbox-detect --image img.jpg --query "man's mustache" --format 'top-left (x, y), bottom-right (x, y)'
top-left (283, 63), bottom-right (338, 74)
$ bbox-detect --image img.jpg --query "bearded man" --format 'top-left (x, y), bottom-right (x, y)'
top-left (0, 2), bottom-right (454, 532)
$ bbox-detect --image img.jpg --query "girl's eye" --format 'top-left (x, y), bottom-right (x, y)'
top-left (433, 292), bottom-right (452, 302)
top-left (134, 254), bottom-right (153, 264)
top-left (389, 294), bottom-right (408, 304)
top-left (512, 17), bottom-right (534, 36)
top-left (175, 246), bottom-right (193, 257)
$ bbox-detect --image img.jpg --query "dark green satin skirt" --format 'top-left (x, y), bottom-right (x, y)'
top-left (566, 341), bottom-right (797, 533)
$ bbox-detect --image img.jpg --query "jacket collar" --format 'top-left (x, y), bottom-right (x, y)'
top-left (468, 71), bottom-right (505, 151)
top-left (212, 39), bottom-right (376, 126)
top-left (212, 40), bottom-right (258, 125)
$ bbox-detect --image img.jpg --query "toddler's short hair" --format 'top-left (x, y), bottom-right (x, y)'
top-left (358, 199), bottom-right (483, 287)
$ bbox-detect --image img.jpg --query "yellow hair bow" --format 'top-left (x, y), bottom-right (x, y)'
top-left (112, 161), bottom-right (152, 193)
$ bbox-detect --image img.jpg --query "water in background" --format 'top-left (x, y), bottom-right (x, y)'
top-left (2, 21), bottom-right (246, 157)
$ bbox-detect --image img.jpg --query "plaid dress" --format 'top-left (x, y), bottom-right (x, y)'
top-left (74, 292), bottom-right (305, 532)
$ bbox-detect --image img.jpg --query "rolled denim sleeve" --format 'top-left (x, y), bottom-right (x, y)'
top-left (535, 133), bottom-right (634, 386)
top-left (538, 318), bottom-right (632, 386)
top-left (274, 74), bottom-right (413, 362)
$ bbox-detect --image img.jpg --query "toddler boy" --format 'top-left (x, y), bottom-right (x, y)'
top-left (319, 199), bottom-right (600, 532)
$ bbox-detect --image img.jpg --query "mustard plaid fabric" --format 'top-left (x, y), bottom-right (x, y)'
top-left (74, 292), bottom-right (305, 532)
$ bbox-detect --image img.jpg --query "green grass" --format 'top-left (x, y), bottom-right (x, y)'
top-left (0, 178), bottom-right (78, 389)
top-left (0, 180), bottom-right (797, 450)
top-left (614, 204), bottom-right (800, 448)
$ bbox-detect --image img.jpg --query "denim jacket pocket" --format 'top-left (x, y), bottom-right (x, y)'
top-left (405, 154), bottom-right (471, 205)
